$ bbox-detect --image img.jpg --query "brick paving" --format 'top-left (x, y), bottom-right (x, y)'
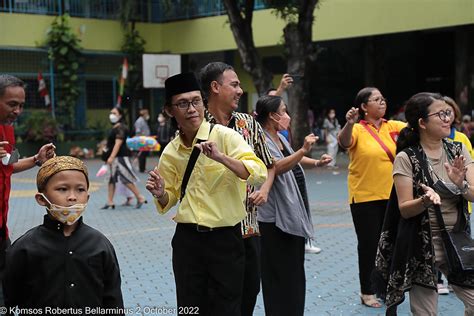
top-left (7, 152), bottom-right (467, 315)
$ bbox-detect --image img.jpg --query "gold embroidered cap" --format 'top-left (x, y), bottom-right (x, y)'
top-left (37, 156), bottom-right (89, 192)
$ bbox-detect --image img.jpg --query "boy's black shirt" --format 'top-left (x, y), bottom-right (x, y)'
top-left (3, 215), bottom-right (124, 314)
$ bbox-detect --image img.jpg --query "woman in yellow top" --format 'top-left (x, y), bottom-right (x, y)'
top-left (444, 96), bottom-right (473, 159)
top-left (338, 87), bottom-right (405, 308)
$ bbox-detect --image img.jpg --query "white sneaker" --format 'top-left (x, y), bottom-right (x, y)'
top-left (305, 241), bottom-right (322, 254)
top-left (437, 283), bottom-right (449, 295)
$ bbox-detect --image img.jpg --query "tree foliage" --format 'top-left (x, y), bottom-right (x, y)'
top-left (46, 13), bottom-right (82, 128)
top-left (121, 27), bottom-right (146, 96)
top-left (223, 0), bottom-right (273, 95)
top-left (224, 0), bottom-right (321, 148)
top-left (119, 0), bottom-right (146, 110)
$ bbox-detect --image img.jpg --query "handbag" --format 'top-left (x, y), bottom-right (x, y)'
top-left (421, 140), bottom-right (474, 273)
top-left (433, 203), bottom-right (474, 273)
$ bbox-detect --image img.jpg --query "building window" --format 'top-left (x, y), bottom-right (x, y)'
top-left (86, 80), bottom-right (115, 109)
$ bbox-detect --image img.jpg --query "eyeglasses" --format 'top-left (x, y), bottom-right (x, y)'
top-left (367, 97), bottom-right (387, 104)
top-left (171, 98), bottom-right (203, 111)
top-left (427, 109), bottom-right (452, 121)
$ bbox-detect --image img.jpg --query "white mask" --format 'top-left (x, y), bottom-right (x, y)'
top-left (40, 193), bottom-right (87, 225)
top-left (109, 114), bottom-right (120, 124)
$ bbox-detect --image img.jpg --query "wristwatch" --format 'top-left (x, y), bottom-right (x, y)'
top-left (460, 180), bottom-right (470, 195)
top-left (33, 154), bottom-right (42, 167)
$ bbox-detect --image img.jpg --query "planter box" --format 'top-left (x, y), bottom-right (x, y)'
top-left (16, 140), bottom-right (99, 158)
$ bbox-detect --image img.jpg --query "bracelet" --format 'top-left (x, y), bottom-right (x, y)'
top-left (314, 160), bottom-right (320, 167)
top-left (420, 194), bottom-right (431, 209)
top-left (460, 180), bottom-right (470, 195)
top-left (33, 154), bottom-right (42, 167)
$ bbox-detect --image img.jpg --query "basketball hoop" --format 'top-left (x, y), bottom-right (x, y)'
top-left (155, 65), bottom-right (169, 86)
top-left (143, 54), bottom-right (181, 88)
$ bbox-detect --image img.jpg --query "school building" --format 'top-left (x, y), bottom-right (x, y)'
top-left (0, 0), bottom-right (472, 133)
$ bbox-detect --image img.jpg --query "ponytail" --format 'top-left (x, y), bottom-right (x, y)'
top-left (396, 126), bottom-right (419, 153)
top-left (397, 92), bottom-right (444, 153)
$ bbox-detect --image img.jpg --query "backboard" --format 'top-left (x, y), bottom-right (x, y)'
top-left (143, 54), bottom-right (181, 88)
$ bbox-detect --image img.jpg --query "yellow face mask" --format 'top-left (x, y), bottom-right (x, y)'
top-left (40, 194), bottom-right (87, 225)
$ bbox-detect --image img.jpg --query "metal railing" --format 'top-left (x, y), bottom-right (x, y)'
top-left (0, 0), bottom-right (268, 22)
top-left (0, 0), bottom-right (60, 15)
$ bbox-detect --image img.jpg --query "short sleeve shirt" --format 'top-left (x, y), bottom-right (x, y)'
top-left (0, 125), bottom-right (15, 240)
top-left (106, 123), bottom-right (131, 157)
top-left (393, 144), bottom-right (473, 234)
top-left (347, 120), bottom-right (406, 203)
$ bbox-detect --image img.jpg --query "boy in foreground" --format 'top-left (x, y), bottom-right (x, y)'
top-left (3, 156), bottom-right (124, 314)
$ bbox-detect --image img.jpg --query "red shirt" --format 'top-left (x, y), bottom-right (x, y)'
top-left (0, 125), bottom-right (15, 240)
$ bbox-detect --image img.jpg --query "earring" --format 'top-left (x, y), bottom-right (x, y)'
top-left (365, 112), bottom-right (368, 116)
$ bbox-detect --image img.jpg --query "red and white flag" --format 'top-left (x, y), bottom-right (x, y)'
top-left (37, 72), bottom-right (51, 106)
top-left (116, 58), bottom-right (128, 107)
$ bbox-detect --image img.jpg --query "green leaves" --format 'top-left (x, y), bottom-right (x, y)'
top-left (59, 46), bottom-right (68, 55)
top-left (46, 14), bottom-right (82, 128)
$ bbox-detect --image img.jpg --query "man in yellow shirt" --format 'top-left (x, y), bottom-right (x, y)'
top-left (146, 72), bottom-right (267, 316)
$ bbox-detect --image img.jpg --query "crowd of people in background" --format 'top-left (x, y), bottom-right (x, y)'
top-left (0, 70), bottom-right (473, 315)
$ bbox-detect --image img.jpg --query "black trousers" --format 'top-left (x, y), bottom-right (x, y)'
top-left (0, 238), bottom-right (11, 307)
top-left (138, 151), bottom-right (149, 172)
top-left (172, 224), bottom-right (245, 316)
top-left (350, 199), bottom-right (387, 295)
top-left (241, 236), bottom-right (260, 316)
top-left (259, 222), bottom-right (305, 316)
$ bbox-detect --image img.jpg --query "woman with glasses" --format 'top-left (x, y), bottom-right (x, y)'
top-left (434, 96), bottom-right (474, 294)
top-left (374, 92), bottom-right (474, 314)
top-left (146, 73), bottom-right (267, 315)
top-left (338, 87), bottom-right (406, 308)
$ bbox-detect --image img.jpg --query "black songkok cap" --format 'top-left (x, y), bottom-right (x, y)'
top-left (165, 72), bottom-right (201, 100)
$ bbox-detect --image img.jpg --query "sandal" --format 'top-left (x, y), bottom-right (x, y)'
top-left (360, 294), bottom-right (382, 308)
top-left (100, 204), bottom-right (115, 210)
top-left (135, 199), bottom-right (148, 209)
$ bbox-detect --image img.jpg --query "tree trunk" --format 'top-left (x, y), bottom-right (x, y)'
top-left (223, 0), bottom-right (273, 95)
top-left (284, 23), bottom-right (309, 150)
top-left (284, 0), bottom-right (319, 150)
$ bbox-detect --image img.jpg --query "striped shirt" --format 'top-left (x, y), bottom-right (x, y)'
top-left (205, 110), bottom-right (274, 237)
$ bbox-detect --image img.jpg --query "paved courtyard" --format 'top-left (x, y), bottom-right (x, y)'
top-left (8, 151), bottom-right (468, 315)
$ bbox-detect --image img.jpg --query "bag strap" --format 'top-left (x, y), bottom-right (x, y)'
top-left (417, 146), bottom-right (449, 233)
top-left (180, 124), bottom-right (215, 202)
top-left (360, 120), bottom-right (395, 163)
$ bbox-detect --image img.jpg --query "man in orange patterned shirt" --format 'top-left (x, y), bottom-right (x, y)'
top-left (200, 62), bottom-right (275, 316)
